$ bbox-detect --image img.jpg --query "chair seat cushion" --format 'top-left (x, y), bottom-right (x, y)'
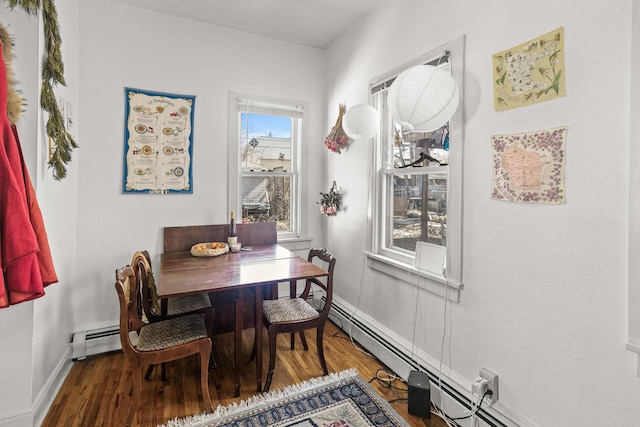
top-left (137, 313), bottom-right (207, 351)
top-left (151, 293), bottom-right (212, 318)
top-left (263, 298), bottom-right (319, 324)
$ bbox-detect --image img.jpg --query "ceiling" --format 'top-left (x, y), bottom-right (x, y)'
top-left (110, 0), bottom-right (386, 49)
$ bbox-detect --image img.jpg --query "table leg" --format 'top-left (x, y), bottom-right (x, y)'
top-left (161, 299), bottom-right (168, 317)
top-left (289, 280), bottom-right (296, 349)
top-left (255, 285), bottom-right (263, 392)
top-left (289, 280), bottom-right (296, 299)
top-left (234, 289), bottom-right (243, 397)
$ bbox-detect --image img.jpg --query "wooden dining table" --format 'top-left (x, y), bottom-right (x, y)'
top-left (157, 244), bottom-right (329, 397)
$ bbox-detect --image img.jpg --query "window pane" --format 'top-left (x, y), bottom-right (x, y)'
top-left (232, 93), bottom-right (304, 240)
top-left (390, 173), bottom-right (447, 252)
top-left (241, 113), bottom-right (292, 172)
top-left (393, 124), bottom-right (450, 167)
top-left (241, 175), bottom-right (292, 232)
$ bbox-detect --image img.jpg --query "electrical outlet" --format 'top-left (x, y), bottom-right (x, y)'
top-left (471, 377), bottom-right (487, 396)
top-left (479, 368), bottom-right (499, 402)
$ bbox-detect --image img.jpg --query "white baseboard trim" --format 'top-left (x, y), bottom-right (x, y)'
top-left (0, 347), bottom-right (72, 426)
top-left (0, 410), bottom-right (32, 426)
top-left (33, 347), bottom-right (73, 426)
top-left (328, 295), bottom-right (538, 427)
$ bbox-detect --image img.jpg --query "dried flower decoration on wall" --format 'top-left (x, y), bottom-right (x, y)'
top-left (318, 181), bottom-right (341, 216)
top-left (0, 24), bottom-right (25, 125)
top-left (324, 104), bottom-right (349, 154)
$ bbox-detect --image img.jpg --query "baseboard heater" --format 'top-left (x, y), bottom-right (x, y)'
top-left (327, 299), bottom-right (507, 427)
top-left (71, 326), bottom-right (121, 360)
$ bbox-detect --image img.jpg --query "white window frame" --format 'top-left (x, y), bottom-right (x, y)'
top-left (367, 36), bottom-right (465, 301)
top-left (228, 92), bottom-right (307, 240)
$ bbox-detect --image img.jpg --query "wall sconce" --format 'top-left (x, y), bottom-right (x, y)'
top-left (387, 64), bottom-right (459, 132)
top-left (342, 104), bottom-right (380, 140)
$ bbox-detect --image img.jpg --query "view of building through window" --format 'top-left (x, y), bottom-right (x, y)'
top-left (240, 112), bottom-right (294, 232)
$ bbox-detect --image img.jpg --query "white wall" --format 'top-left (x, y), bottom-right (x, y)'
top-left (31, 0), bottom-right (79, 421)
top-left (0, 1), bottom-right (79, 424)
top-left (3, 1), bottom-right (639, 425)
top-left (74, 0), bottom-right (327, 333)
top-left (1, 0), bottom-right (325, 423)
top-left (629, 0), bottom-right (640, 367)
top-left (325, 0), bottom-right (638, 426)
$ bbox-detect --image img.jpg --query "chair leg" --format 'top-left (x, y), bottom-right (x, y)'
top-left (145, 363), bottom-right (167, 382)
top-left (249, 328), bottom-right (258, 361)
top-left (299, 330), bottom-right (308, 350)
top-left (200, 340), bottom-right (214, 412)
top-left (316, 325), bottom-right (328, 375)
top-left (210, 339), bottom-right (220, 369)
top-left (204, 308), bottom-right (218, 369)
top-left (204, 307), bottom-right (215, 339)
top-left (144, 365), bottom-right (154, 381)
top-left (126, 367), bottom-right (143, 426)
top-left (264, 328), bottom-right (278, 393)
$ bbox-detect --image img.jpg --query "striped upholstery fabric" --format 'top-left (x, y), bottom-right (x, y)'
top-left (137, 313), bottom-right (207, 351)
top-left (151, 293), bottom-right (212, 318)
top-left (263, 298), bottom-right (319, 324)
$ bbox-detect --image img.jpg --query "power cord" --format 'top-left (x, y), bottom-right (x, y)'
top-left (368, 368), bottom-right (408, 392)
top-left (448, 388), bottom-right (492, 421)
top-left (367, 368), bottom-right (493, 427)
top-left (427, 382), bottom-right (492, 427)
top-left (369, 368), bottom-right (478, 427)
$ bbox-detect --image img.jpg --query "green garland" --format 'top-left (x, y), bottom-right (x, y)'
top-left (8, 0), bottom-right (77, 180)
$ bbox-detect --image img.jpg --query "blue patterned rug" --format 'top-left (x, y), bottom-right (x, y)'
top-left (159, 368), bottom-right (409, 427)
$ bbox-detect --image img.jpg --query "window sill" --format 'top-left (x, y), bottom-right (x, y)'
top-left (365, 252), bottom-right (463, 302)
top-left (626, 341), bottom-right (640, 377)
top-left (627, 340), bottom-right (640, 354)
top-left (278, 235), bottom-right (314, 251)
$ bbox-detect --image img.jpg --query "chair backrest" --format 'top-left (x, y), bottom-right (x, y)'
top-left (163, 222), bottom-right (277, 253)
top-left (131, 251), bottom-right (161, 322)
top-left (305, 248), bottom-right (336, 319)
top-left (114, 265), bottom-right (145, 355)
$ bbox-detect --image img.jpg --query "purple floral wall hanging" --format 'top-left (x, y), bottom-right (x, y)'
top-left (491, 126), bottom-right (567, 204)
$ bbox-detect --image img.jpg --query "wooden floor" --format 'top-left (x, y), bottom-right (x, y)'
top-left (42, 320), bottom-right (448, 426)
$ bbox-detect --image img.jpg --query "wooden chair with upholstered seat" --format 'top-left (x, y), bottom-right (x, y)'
top-left (133, 250), bottom-right (213, 324)
top-left (114, 265), bottom-right (214, 426)
top-left (258, 248), bottom-right (336, 392)
top-left (132, 251), bottom-right (217, 378)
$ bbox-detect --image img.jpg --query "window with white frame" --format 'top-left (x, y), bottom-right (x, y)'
top-left (368, 36), bottom-right (464, 295)
top-left (228, 93), bottom-right (306, 239)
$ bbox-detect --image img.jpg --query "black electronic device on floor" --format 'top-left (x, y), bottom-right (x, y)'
top-left (408, 370), bottom-right (431, 419)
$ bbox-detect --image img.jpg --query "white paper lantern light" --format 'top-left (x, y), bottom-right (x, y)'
top-left (342, 104), bottom-right (380, 140)
top-left (387, 65), bottom-right (459, 132)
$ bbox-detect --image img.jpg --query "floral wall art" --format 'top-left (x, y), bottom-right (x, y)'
top-left (123, 88), bottom-right (194, 194)
top-left (490, 126), bottom-right (567, 204)
top-left (492, 27), bottom-right (566, 111)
